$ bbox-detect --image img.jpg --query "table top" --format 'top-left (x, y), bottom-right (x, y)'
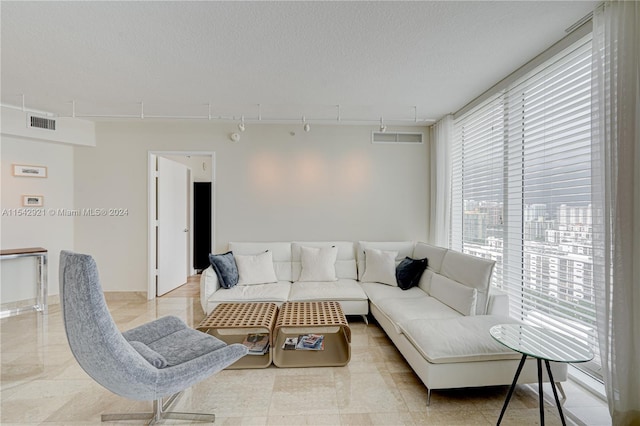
top-left (490, 323), bottom-right (594, 363)
top-left (276, 301), bottom-right (348, 328)
top-left (197, 302), bottom-right (278, 330)
top-left (0, 247), bottom-right (47, 256)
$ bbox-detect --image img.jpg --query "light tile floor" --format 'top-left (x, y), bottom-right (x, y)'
top-left (1, 287), bottom-right (611, 425)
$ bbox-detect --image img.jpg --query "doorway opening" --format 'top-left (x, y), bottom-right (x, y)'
top-left (147, 151), bottom-right (215, 300)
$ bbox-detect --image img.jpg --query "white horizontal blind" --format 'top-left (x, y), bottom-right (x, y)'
top-left (451, 36), bottom-right (600, 377)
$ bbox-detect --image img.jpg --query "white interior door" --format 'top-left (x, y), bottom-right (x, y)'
top-left (157, 156), bottom-right (189, 296)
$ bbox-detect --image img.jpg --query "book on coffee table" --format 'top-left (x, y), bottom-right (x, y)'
top-left (242, 333), bottom-right (269, 355)
top-left (282, 336), bottom-right (298, 350)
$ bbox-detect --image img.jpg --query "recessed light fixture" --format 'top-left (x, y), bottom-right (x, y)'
top-left (229, 132), bottom-right (240, 142)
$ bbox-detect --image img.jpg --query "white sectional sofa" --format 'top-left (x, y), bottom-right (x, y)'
top-left (200, 240), bottom-right (568, 403)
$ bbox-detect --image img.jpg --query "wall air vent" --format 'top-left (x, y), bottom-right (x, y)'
top-left (27, 114), bottom-right (56, 131)
top-left (371, 131), bottom-right (423, 144)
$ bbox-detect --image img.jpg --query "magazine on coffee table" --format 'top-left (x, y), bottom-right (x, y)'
top-left (295, 334), bottom-right (325, 351)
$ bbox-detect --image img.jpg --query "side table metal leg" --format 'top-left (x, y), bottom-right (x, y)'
top-left (545, 360), bottom-right (567, 426)
top-left (497, 354), bottom-right (527, 425)
top-left (538, 358), bottom-right (545, 426)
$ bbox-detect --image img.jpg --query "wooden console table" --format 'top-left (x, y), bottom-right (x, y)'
top-left (0, 247), bottom-right (48, 318)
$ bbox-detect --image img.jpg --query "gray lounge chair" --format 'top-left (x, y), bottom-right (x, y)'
top-left (59, 250), bottom-right (248, 424)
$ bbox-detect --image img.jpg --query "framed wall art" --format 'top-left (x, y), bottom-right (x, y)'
top-left (13, 164), bottom-right (48, 178)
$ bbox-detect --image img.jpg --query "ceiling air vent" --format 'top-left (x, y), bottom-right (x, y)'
top-left (372, 131), bottom-right (423, 144)
top-left (27, 114), bottom-right (56, 131)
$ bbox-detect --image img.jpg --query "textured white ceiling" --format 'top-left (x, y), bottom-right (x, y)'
top-left (1, 1), bottom-right (597, 124)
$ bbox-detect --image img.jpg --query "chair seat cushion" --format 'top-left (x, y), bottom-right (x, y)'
top-left (129, 340), bottom-right (168, 368)
top-left (146, 328), bottom-right (227, 366)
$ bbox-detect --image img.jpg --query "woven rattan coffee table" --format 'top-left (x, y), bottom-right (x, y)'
top-left (196, 302), bottom-right (278, 369)
top-left (273, 301), bottom-right (351, 368)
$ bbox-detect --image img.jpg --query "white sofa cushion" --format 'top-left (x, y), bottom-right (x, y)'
top-left (298, 245), bottom-right (338, 282)
top-left (375, 295), bottom-right (461, 333)
top-left (412, 242), bottom-right (448, 274)
top-left (429, 274), bottom-right (478, 316)
top-left (399, 315), bottom-right (523, 364)
top-left (440, 250), bottom-right (495, 315)
top-left (361, 248), bottom-right (398, 286)
top-left (208, 281), bottom-right (291, 304)
top-left (289, 279), bottom-right (367, 302)
top-left (292, 241), bottom-right (357, 281)
top-left (234, 251), bottom-right (278, 285)
top-left (360, 281), bottom-right (425, 305)
top-left (229, 242), bottom-right (293, 282)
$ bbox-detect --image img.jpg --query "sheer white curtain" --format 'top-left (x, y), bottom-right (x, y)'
top-left (429, 114), bottom-right (453, 247)
top-left (591, 1), bottom-right (640, 424)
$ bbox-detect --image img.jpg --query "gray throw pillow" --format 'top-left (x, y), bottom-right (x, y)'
top-left (396, 257), bottom-right (428, 290)
top-left (129, 340), bottom-right (168, 368)
top-left (209, 251), bottom-right (239, 289)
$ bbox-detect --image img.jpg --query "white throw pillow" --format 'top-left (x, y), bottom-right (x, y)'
top-left (429, 274), bottom-right (477, 316)
top-left (361, 248), bottom-right (398, 286)
top-left (235, 251), bottom-right (278, 285)
top-left (299, 246), bottom-right (338, 282)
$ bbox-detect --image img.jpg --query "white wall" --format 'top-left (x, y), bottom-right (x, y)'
top-left (0, 136), bottom-right (75, 301)
top-left (74, 121), bottom-right (430, 292)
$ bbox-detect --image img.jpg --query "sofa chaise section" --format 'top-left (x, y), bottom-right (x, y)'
top-left (358, 241), bottom-right (568, 404)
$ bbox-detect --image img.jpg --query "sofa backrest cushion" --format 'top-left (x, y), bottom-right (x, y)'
top-left (356, 241), bottom-right (414, 281)
top-left (291, 241), bottom-right (356, 281)
top-left (228, 242), bottom-right (292, 282)
top-left (429, 274), bottom-right (478, 316)
top-left (440, 250), bottom-right (495, 315)
top-left (412, 242), bottom-right (447, 273)
top-left (412, 242), bottom-right (448, 293)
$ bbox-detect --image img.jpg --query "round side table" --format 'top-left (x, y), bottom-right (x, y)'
top-left (490, 323), bottom-right (594, 426)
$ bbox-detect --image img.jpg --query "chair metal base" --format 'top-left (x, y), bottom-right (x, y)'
top-left (101, 393), bottom-right (215, 425)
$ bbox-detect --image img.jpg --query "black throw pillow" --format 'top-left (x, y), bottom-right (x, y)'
top-left (209, 251), bottom-right (239, 289)
top-left (395, 257), bottom-right (428, 290)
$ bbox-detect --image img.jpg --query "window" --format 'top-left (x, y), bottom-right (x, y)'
top-left (450, 35), bottom-right (600, 378)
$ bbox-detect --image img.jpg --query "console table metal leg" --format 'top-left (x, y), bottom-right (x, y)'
top-left (538, 358), bottom-right (545, 425)
top-left (38, 253), bottom-right (48, 314)
top-left (497, 354), bottom-right (527, 425)
top-left (545, 360), bottom-right (567, 426)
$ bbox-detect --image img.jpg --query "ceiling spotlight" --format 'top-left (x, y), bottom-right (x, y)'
top-left (302, 116), bottom-right (310, 132)
top-left (238, 116), bottom-right (245, 132)
top-left (379, 117), bottom-right (387, 133)
top-left (229, 132), bottom-right (240, 142)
